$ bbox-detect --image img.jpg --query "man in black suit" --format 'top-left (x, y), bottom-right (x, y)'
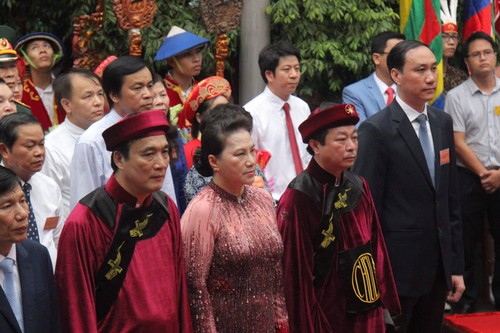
top-left (352, 40), bottom-right (464, 333)
top-left (0, 165), bottom-right (61, 333)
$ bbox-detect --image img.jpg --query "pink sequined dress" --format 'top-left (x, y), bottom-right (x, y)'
top-left (181, 182), bottom-right (289, 333)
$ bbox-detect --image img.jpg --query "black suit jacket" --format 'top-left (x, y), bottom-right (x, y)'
top-left (352, 101), bottom-right (464, 297)
top-left (0, 240), bottom-right (61, 333)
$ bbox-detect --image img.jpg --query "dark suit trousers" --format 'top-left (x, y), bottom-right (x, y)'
top-left (396, 269), bottom-right (447, 333)
top-left (457, 167), bottom-right (500, 308)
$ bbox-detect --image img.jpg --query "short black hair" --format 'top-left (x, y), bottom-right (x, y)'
top-left (54, 68), bottom-right (102, 111)
top-left (258, 41), bottom-right (301, 84)
top-left (0, 165), bottom-right (21, 197)
top-left (370, 31), bottom-right (406, 55)
top-left (194, 104), bottom-right (253, 177)
top-left (387, 40), bottom-right (433, 73)
top-left (0, 113), bottom-right (41, 150)
top-left (102, 56), bottom-right (152, 108)
top-left (464, 31), bottom-right (496, 57)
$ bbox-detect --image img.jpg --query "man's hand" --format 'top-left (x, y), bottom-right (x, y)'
top-left (480, 169), bottom-right (500, 193)
top-left (447, 275), bottom-right (465, 303)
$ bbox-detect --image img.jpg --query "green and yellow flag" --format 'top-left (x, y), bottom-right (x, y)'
top-left (401, 0), bottom-right (444, 108)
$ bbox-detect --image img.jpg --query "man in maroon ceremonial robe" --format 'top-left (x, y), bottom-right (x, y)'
top-left (55, 110), bottom-right (193, 332)
top-left (277, 103), bottom-right (400, 332)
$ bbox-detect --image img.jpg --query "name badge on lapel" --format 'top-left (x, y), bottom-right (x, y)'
top-left (440, 148), bottom-right (450, 165)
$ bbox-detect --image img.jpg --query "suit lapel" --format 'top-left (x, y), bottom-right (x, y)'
top-left (368, 74), bottom-right (386, 110)
top-left (391, 102), bottom-right (435, 188)
top-left (17, 243), bottom-right (34, 333)
top-left (0, 246), bottom-right (22, 333)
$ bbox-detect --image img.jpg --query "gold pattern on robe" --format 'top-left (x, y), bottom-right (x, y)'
top-left (130, 213), bottom-right (152, 238)
top-left (334, 188), bottom-right (350, 209)
top-left (320, 215), bottom-right (335, 249)
top-left (105, 241), bottom-right (125, 280)
top-left (320, 188), bottom-right (351, 248)
top-left (352, 252), bottom-right (380, 303)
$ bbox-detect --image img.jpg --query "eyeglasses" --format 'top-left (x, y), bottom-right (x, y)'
top-left (467, 49), bottom-right (496, 59)
top-left (442, 34), bottom-right (459, 42)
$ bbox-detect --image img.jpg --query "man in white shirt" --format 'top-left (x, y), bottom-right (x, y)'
top-left (0, 113), bottom-right (63, 267)
top-left (69, 55), bottom-right (178, 209)
top-left (342, 31), bottom-right (405, 124)
top-left (41, 69), bottom-right (105, 222)
top-left (244, 41), bottom-right (311, 201)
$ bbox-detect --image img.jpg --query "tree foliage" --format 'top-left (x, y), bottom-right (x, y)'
top-left (0, 0), bottom-right (399, 104)
top-left (267, 0), bottom-right (399, 103)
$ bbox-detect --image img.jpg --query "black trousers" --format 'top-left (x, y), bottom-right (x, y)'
top-left (456, 167), bottom-right (500, 308)
top-left (396, 269), bottom-right (447, 333)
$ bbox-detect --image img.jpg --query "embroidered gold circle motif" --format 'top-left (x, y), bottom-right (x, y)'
top-left (351, 252), bottom-right (380, 303)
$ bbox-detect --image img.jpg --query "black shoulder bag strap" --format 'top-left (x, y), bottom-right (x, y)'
top-left (81, 190), bottom-right (170, 322)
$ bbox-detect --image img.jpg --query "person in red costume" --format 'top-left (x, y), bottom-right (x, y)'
top-left (154, 26), bottom-right (209, 141)
top-left (277, 103), bottom-right (401, 332)
top-left (14, 32), bottom-right (65, 132)
top-left (55, 110), bottom-right (193, 333)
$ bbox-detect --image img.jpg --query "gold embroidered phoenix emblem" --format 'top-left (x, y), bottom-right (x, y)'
top-left (320, 188), bottom-right (351, 248)
top-left (334, 188), bottom-right (350, 209)
top-left (129, 213), bottom-right (152, 238)
top-left (105, 241), bottom-right (124, 280)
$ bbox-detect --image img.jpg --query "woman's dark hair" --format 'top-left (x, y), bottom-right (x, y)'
top-left (193, 104), bottom-right (253, 177)
top-left (0, 165), bottom-right (21, 197)
top-left (191, 97), bottom-right (218, 139)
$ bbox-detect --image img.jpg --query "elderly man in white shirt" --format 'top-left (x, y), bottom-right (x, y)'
top-left (69, 56), bottom-right (178, 209)
top-left (244, 41), bottom-right (311, 201)
top-left (41, 69), bottom-right (105, 222)
top-left (0, 113), bottom-right (62, 267)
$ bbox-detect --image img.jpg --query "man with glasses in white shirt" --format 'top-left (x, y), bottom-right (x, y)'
top-left (445, 31), bottom-right (500, 314)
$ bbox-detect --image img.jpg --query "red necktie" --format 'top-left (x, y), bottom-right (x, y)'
top-left (386, 87), bottom-right (395, 106)
top-left (283, 103), bottom-right (303, 175)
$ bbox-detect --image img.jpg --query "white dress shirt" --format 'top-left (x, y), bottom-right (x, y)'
top-left (69, 108), bottom-right (178, 209)
top-left (244, 86), bottom-right (311, 201)
top-left (25, 172), bottom-right (63, 268)
top-left (397, 96), bottom-right (435, 155)
top-left (42, 119), bottom-right (84, 223)
top-left (35, 83), bottom-right (55, 123)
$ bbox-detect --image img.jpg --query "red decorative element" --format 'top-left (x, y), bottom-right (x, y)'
top-left (283, 103), bottom-right (303, 175)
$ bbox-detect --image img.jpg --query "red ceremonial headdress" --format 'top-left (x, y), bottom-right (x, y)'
top-left (103, 110), bottom-right (170, 151)
top-left (181, 76), bottom-right (232, 128)
top-left (94, 55), bottom-right (117, 78)
top-left (299, 103), bottom-right (359, 143)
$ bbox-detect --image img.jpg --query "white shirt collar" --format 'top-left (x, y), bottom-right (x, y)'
top-left (396, 95), bottom-right (429, 123)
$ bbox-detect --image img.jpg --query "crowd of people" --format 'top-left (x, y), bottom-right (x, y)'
top-left (0, 2), bottom-right (498, 332)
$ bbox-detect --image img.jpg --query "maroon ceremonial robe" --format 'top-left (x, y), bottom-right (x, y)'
top-left (21, 78), bottom-right (65, 131)
top-left (277, 158), bottom-right (400, 333)
top-left (55, 175), bottom-right (193, 333)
